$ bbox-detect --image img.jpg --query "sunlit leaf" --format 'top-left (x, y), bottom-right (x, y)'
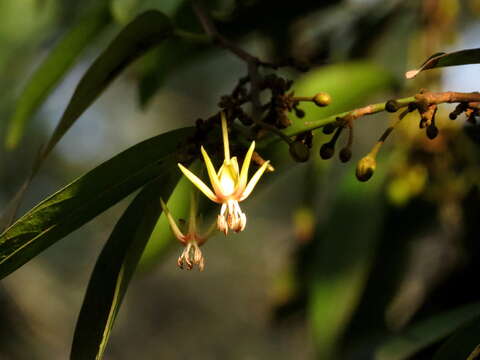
top-left (43, 10), bottom-right (174, 156)
top-left (0, 127), bottom-right (193, 280)
top-left (432, 317), bottom-right (480, 360)
top-left (4, 3), bottom-right (112, 149)
top-left (375, 302), bottom-right (480, 360)
top-left (71, 177), bottom-right (177, 360)
top-left (405, 48), bottom-right (480, 79)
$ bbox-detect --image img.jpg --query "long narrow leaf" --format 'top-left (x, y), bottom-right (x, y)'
top-left (309, 173), bottom-right (385, 359)
top-left (405, 48), bottom-right (480, 79)
top-left (432, 317), bottom-right (480, 360)
top-left (375, 302), bottom-right (480, 360)
top-left (0, 127), bottom-right (193, 280)
top-left (43, 10), bottom-right (173, 156)
top-left (5, 3), bottom-right (112, 149)
top-left (71, 176), bottom-right (177, 360)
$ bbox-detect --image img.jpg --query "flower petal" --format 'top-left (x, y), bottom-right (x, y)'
top-left (240, 160), bottom-right (270, 201)
top-left (178, 163), bottom-right (220, 203)
top-left (238, 141), bottom-right (255, 191)
top-left (200, 146), bottom-right (223, 195)
top-left (230, 156), bottom-right (240, 175)
top-left (221, 112), bottom-right (230, 161)
top-left (160, 198), bottom-right (186, 243)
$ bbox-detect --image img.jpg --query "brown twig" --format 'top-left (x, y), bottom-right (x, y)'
top-left (192, 0), bottom-right (293, 144)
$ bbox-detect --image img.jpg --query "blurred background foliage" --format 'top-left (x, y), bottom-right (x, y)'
top-left (1, 0), bottom-right (480, 359)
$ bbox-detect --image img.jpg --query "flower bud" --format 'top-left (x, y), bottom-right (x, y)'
top-left (294, 108), bottom-right (305, 118)
top-left (426, 124), bottom-right (438, 139)
top-left (339, 148), bottom-right (352, 163)
top-left (313, 92), bottom-right (332, 107)
top-left (356, 155), bottom-right (376, 182)
top-left (289, 141), bottom-right (310, 162)
top-left (319, 143), bottom-right (334, 159)
top-left (385, 99), bottom-right (400, 113)
top-left (322, 123), bottom-right (336, 134)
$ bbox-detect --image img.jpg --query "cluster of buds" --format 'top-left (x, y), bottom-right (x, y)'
top-left (319, 118), bottom-right (353, 164)
top-left (449, 102), bottom-right (480, 125)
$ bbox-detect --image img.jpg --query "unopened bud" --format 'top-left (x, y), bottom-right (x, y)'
top-left (322, 123), bottom-right (336, 134)
top-left (385, 100), bottom-right (400, 113)
top-left (294, 108), bottom-right (305, 118)
top-left (289, 141), bottom-right (310, 162)
top-left (356, 155), bottom-right (376, 182)
top-left (408, 102), bottom-right (418, 112)
top-left (426, 125), bottom-right (439, 139)
top-left (339, 148), bottom-right (352, 163)
top-left (319, 143), bottom-right (335, 159)
top-left (313, 92), bottom-right (332, 107)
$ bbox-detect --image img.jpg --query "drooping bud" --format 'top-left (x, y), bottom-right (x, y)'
top-left (294, 107), bottom-right (305, 118)
top-left (356, 155), bottom-right (376, 182)
top-left (339, 147), bottom-right (352, 163)
top-left (313, 92), bottom-right (332, 107)
top-left (449, 102), bottom-right (468, 120)
top-left (426, 124), bottom-right (439, 139)
top-left (319, 143), bottom-right (335, 159)
top-left (322, 123), bottom-right (336, 134)
top-left (289, 141), bottom-right (310, 162)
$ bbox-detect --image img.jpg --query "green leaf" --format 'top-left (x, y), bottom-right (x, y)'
top-left (43, 10), bottom-right (174, 156)
top-left (110, 0), bottom-right (183, 24)
top-left (406, 48), bottom-right (480, 79)
top-left (309, 171), bottom-right (385, 359)
top-left (138, 38), bottom-right (204, 107)
top-left (432, 317), bottom-right (480, 360)
top-left (375, 302), bottom-right (480, 360)
top-left (71, 176), bottom-right (177, 360)
top-left (4, 3), bottom-right (112, 149)
top-left (0, 127), bottom-right (193, 280)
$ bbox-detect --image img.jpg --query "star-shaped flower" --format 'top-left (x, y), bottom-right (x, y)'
top-left (178, 112), bottom-right (272, 234)
top-left (161, 193), bottom-right (214, 271)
